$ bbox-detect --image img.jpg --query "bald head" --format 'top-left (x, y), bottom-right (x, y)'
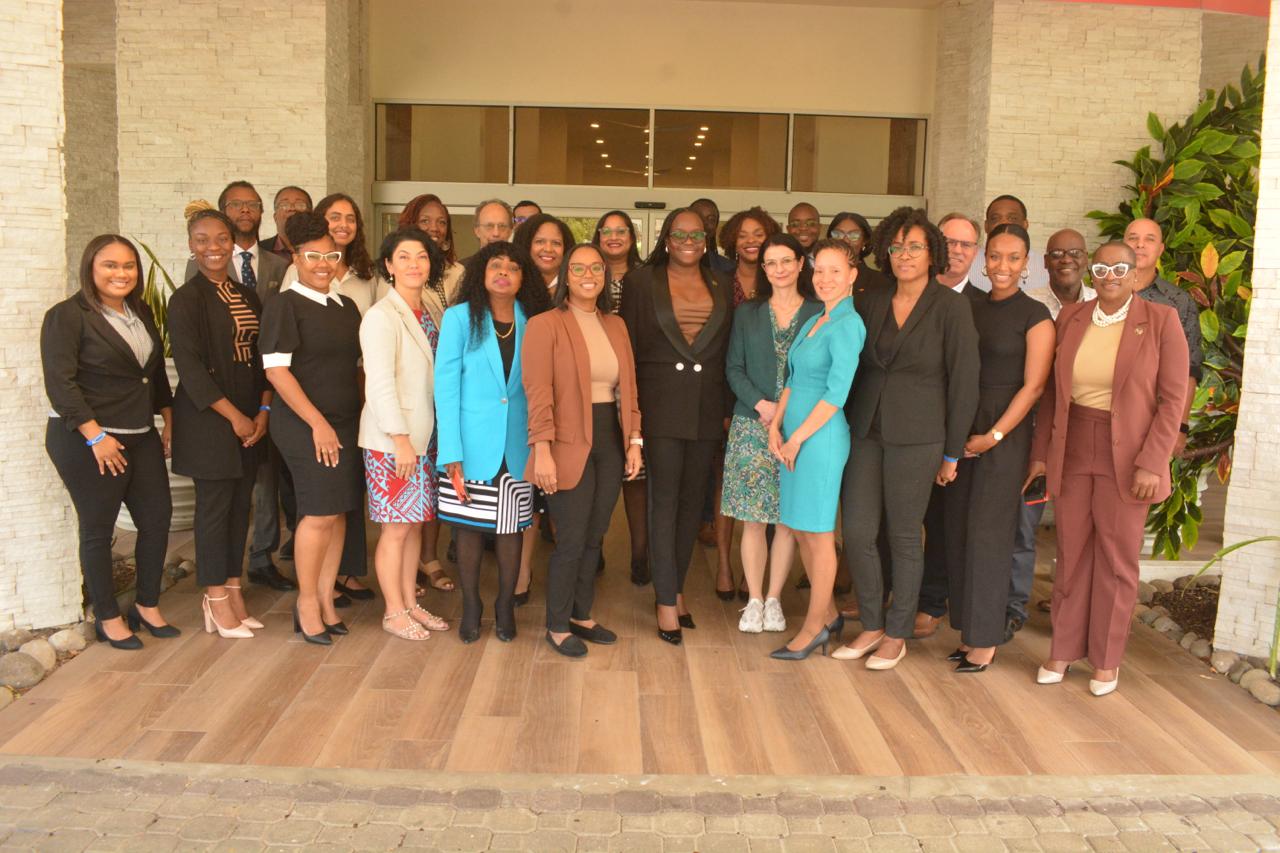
top-left (1123, 218), bottom-right (1164, 273)
top-left (1045, 228), bottom-right (1087, 290)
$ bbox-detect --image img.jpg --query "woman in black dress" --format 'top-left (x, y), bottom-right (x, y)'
top-left (169, 209), bottom-right (271, 639)
top-left (260, 212), bottom-right (364, 645)
top-left (42, 235), bottom-right (176, 649)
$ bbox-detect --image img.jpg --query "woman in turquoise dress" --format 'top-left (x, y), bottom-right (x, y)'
top-left (768, 239), bottom-right (866, 660)
top-left (722, 234), bottom-right (821, 635)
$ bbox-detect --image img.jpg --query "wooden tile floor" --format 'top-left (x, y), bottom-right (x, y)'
top-left (3, 504), bottom-right (1277, 776)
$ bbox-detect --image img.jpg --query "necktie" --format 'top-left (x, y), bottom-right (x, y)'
top-left (239, 251), bottom-right (257, 292)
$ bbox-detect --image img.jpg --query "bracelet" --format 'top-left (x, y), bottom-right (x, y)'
top-left (942, 454), bottom-right (958, 464)
top-left (86, 432), bottom-right (107, 447)
top-left (629, 437), bottom-right (644, 447)
top-left (259, 405), bottom-right (271, 413)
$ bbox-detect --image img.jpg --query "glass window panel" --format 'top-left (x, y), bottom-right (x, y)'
top-left (375, 104), bottom-right (508, 183)
top-left (514, 107), bottom-right (649, 187)
top-left (791, 115), bottom-right (926, 195)
top-left (653, 110), bottom-right (786, 190)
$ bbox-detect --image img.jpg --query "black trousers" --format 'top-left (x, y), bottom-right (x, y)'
top-left (647, 436), bottom-right (718, 607)
top-left (545, 405), bottom-right (625, 633)
top-left (842, 433), bottom-right (942, 639)
top-left (916, 484), bottom-right (949, 617)
top-left (248, 442), bottom-right (296, 570)
top-left (193, 450), bottom-right (258, 587)
top-left (46, 421), bottom-right (172, 621)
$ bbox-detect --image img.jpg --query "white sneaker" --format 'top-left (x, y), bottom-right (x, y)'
top-left (738, 599), bottom-right (764, 633)
top-left (763, 598), bottom-right (786, 632)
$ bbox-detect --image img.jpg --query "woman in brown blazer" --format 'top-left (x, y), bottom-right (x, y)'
top-left (1027, 240), bottom-right (1188, 697)
top-left (524, 243), bottom-right (643, 658)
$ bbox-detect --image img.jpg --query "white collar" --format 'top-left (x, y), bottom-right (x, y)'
top-left (236, 242), bottom-right (258, 260)
top-left (949, 277), bottom-right (969, 293)
top-left (286, 279), bottom-right (344, 307)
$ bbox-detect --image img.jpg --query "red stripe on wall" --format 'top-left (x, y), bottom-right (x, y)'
top-left (1056, 0), bottom-right (1268, 15)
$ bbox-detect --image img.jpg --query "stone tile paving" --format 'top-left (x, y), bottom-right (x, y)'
top-left (0, 757), bottom-right (1277, 852)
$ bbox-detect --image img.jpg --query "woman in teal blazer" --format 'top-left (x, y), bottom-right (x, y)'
top-left (435, 241), bottom-right (549, 643)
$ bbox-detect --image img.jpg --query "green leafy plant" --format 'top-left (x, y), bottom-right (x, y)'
top-left (136, 239), bottom-right (178, 356)
top-left (1087, 57), bottom-right (1262, 559)
top-left (1182, 536), bottom-right (1280, 678)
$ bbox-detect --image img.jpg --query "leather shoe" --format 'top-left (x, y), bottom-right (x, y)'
top-left (248, 563), bottom-right (298, 591)
top-left (1003, 614), bottom-right (1025, 643)
top-left (913, 611), bottom-right (942, 639)
top-left (569, 622), bottom-right (617, 645)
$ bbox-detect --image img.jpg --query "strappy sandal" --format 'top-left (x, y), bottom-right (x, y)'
top-left (410, 604), bottom-right (450, 632)
top-left (382, 609), bottom-right (430, 641)
top-left (416, 560), bottom-right (455, 592)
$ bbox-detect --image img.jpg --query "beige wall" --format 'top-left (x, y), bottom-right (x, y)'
top-left (369, 0), bottom-right (937, 118)
top-left (1201, 11), bottom-right (1268, 97)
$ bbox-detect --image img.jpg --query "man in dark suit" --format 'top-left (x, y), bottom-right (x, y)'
top-left (260, 186), bottom-right (313, 262)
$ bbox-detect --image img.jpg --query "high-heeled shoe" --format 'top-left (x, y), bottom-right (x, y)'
top-left (826, 614), bottom-right (845, 645)
top-left (126, 604), bottom-right (180, 638)
top-left (1036, 664), bottom-right (1070, 685)
top-left (946, 647), bottom-right (967, 662)
top-left (495, 622), bottom-right (517, 643)
top-left (323, 620), bottom-right (349, 636)
top-left (223, 585), bottom-right (263, 629)
top-left (513, 590), bottom-right (530, 607)
top-left (955, 653), bottom-right (994, 673)
top-left (334, 576), bottom-right (375, 601)
top-left (292, 605), bottom-right (332, 646)
top-left (831, 633), bottom-right (883, 661)
top-left (864, 641), bottom-right (907, 670)
top-left (678, 613), bottom-right (696, 629)
top-left (657, 626), bottom-right (683, 645)
top-left (770, 626), bottom-right (831, 661)
top-left (1089, 671), bottom-right (1119, 697)
top-left (94, 619), bottom-right (143, 650)
top-left (630, 558), bottom-right (650, 587)
top-left (204, 595), bottom-right (254, 639)
top-left (715, 586), bottom-right (734, 601)
top-left (460, 601), bottom-right (483, 644)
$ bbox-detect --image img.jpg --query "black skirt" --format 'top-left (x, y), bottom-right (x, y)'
top-left (271, 407), bottom-right (362, 517)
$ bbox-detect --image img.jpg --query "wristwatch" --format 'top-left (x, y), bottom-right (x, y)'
top-left (629, 437), bottom-right (644, 447)
top-left (991, 430), bottom-right (1004, 443)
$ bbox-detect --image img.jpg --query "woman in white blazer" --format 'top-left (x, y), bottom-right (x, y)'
top-left (359, 228), bottom-right (450, 641)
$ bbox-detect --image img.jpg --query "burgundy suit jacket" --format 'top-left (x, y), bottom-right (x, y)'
top-left (1031, 297), bottom-right (1188, 505)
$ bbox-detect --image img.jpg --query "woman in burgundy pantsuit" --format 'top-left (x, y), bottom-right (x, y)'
top-left (1026, 241), bottom-right (1187, 696)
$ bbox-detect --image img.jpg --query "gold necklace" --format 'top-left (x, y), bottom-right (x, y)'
top-left (493, 317), bottom-right (515, 340)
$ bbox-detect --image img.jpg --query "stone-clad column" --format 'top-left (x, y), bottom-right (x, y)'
top-left (0, 2), bottom-right (81, 631)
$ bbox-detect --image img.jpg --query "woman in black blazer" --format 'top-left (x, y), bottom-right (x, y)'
top-left (169, 209), bottom-right (271, 639)
top-left (41, 235), bottom-right (176, 650)
top-left (833, 207), bottom-right (980, 670)
top-left (619, 208), bottom-right (732, 644)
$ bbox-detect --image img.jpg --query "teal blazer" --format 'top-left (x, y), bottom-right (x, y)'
top-left (726, 298), bottom-right (822, 421)
top-left (434, 303), bottom-right (531, 482)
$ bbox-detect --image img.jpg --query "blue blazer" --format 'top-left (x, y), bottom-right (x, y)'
top-left (434, 303), bottom-right (531, 482)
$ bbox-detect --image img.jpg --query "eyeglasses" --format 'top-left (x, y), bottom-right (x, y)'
top-left (788, 219), bottom-right (818, 229)
top-left (946, 238), bottom-right (978, 251)
top-left (275, 201), bottom-right (309, 213)
top-left (1048, 249), bottom-right (1086, 260)
top-left (1090, 262), bottom-right (1131, 279)
top-left (598, 227), bottom-right (630, 238)
top-left (569, 262), bottom-right (605, 277)
top-left (225, 201), bottom-right (263, 213)
top-left (829, 230), bottom-right (864, 243)
top-left (477, 222), bottom-right (512, 232)
top-left (761, 257), bottom-right (799, 271)
top-left (302, 251), bottom-right (343, 263)
top-left (669, 229), bottom-right (706, 243)
top-left (887, 243), bottom-right (928, 258)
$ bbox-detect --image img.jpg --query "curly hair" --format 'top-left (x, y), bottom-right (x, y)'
top-left (719, 207), bottom-right (781, 262)
top-left (185, 207), bottom-right (235, 237)
top-left (456, 241), bottom-right (550, 348)
top-left (314, 192), bottom-right (374, 280)
top-left (753, 233), bottom-right (814, 302)
top-left (284, 211), bottom-right (332, 249)
top-left (590, 210), bottom-right (642, 273)
top-left (512, 213), bottom-right (575, 278)
top-left (376, 227), bottom-right (445, 293)
top-left (827, 212), bottom-right (874, 260)
top-left (397, 194), bottom-right (457, 266)
top-left (870, 206), bottom-right (948, 278)
top-left (551, 243), bottom-right (613, 313)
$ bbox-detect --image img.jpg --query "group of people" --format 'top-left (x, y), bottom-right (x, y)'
top-left (41, 183), bottom-right (1199, 694)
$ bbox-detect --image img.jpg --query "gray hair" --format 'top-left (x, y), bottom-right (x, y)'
top-left (474, 198), bottom-right (513, 222)
top-left (937, 211), bottom-right (980, 239)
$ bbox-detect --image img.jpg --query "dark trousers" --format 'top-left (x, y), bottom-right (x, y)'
top-left (916, 484), bottom-right (949, 617)
top-left (340, 506), bottom-right (367, 577)
top-left (842, 433), bottom-right (942, 639)
top-left (46, 421), bottom-right (172, 621)
top-left (647, 436), bottom-right (718, 607)
top-left (248, 442), bottom-right (296, 570)
top-left (545, 405), bottom-right (624, 633)
top-left (193, 454), bottom-right (258, 587)
top-left (1008, 500), bottom-right (1045, 619)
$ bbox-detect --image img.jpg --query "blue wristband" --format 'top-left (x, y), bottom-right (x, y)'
top-left (942, 454), bottom-right (958, 464)
top-left (259, 405), bottom-right (271, 413)
top-left (86, 432), bottom-right (107, 447)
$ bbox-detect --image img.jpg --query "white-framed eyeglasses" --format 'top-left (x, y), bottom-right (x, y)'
top-left (1090, 262), bottom-right (1131, 279)
top-left (302, 251), bottom-right (343, 263)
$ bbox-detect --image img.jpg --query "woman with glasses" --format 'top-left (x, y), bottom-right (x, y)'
top-left (261, 212), bottom-right (365, 645)
top-left (592, 211), bottom-right (650, 586)
top-left (1028, 242), bottom-right (1187, 696)
top-left (398, 194), bottom-right (463, 325)
top-left (524, 243), bottom-right (643, 657)
top-left (723, 233), bottom-right (820, 634)
top-left (939, 224), bottom-right (1053, 673)
top-left (828, 212), bottom-right (889, 298)
top-left (834, 206), bottom-right (980, 671)
top-left (619, 208), bottom-right (731, 644)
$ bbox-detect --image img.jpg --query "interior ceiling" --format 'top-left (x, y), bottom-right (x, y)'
top-left (678, 0), bottom-right (940, 6)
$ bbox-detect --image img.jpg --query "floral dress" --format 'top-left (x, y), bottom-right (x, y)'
top-left (364, 308), bottom-right (441, 524)
top-left (720, 306), bottom-right (804, 524)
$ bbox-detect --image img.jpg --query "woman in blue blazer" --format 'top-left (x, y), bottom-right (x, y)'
top-left (435, 241), bottom-right (550, 643)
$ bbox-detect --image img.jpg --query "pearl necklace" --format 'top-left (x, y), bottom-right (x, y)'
top-left (1092, 294), bottom-right (1133, 328)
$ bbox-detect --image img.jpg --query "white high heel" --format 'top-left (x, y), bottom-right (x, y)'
top-left (1089, 671), bottom-right (1119, 696)
top-left (224, 584), bottom-right (264, 629)
top-left (203, 594), bottom-right (254, 638)
top-left (1036, 664), bottom-right (1069, 685)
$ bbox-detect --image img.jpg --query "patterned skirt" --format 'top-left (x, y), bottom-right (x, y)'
top-left (720, 414), bottom-right (782, 524)
top-left (364, 433), bottom-right (438, 524)
top-left (437, 467), bottom-right (534, 535)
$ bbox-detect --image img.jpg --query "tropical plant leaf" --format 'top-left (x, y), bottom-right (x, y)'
top-left (1216, 250), bottom-right (1246, 276)
top-left (1147, 112), bottom-right (1166, 141)
top-left (1200, 242), bottom-right (1219, 277)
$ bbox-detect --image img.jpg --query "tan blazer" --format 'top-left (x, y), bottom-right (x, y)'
top-left (357, 288), bottom-right (435, 455)
top-left (1031, 297), bottom-right (1188, 504)
top-left (522, 307), bottom-right (642, 491)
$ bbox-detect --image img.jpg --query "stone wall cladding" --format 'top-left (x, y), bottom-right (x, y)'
top-left (0, 1), bottom-right (80, 631)
top-left (1216, 10), bottom-right (1280, 658)
top-left (1201, 11), bottom-right (1268, 97)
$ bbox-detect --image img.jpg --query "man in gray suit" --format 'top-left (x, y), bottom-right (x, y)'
top-left (184, 180), bottom-right (295, 591)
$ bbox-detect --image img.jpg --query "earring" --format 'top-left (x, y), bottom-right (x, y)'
top-left (388, 274), bottom-right (395, 283)
top-left (1020, 269), bottom-right (1028, 281)
top-left (189, 253), bottom-right (195, 260)
top-left (982, 268), bottom-right (989, 277)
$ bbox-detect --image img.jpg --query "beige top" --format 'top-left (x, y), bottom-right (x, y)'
top-left (570, 304), bottom-right (619, 403)
top-left (673, 288), bottom-right (713, 345)
top-left (1071, 321), bottom-right (1124, 410)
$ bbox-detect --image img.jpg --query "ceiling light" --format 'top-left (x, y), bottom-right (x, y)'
top-left (685, 166), bottom-right (693, 171)
top-left (699, 125), bottom-right (709, 131)
top-left (590, 122), bottom-right (600, 128)
top-left (595, 139), bottom-right (604, 144)
top-left (696, 134), bottom-right (706, 140)
top-left (694, 142), bottom-right (702, 147)
top-left (605, 163), bottom-right (612, 168)
top-left (601, 153), bottom-right (608, 158)
top-left (688, 155), bottom-right (696, 160)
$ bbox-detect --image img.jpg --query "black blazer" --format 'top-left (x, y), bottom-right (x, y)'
top-left (619, 262), bottom-right (732, 441)
top-left (41, 294), bottom-right (172, 432)
top-left (168, 274), bottom-right (267, 480)
top-left (846, 280), bottom-right (980, 459)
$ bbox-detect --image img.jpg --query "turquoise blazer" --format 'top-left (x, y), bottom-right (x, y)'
top-left (434, 303), bottom-right (531, 482)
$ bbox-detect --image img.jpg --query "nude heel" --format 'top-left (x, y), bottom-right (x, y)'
top-left (203, 594), bottom-right (254, 639)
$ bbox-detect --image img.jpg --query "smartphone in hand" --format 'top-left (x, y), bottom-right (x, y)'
top-left (1023, 475), bottom-right (1049, 506)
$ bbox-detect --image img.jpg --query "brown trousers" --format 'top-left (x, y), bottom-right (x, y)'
top-left (1049, 405), bottom-right (1150, 670)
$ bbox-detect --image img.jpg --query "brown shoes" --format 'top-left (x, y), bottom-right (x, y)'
top-left (913, 612), bottom-right (943, 639)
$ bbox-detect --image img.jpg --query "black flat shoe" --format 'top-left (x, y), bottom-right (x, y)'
top-left (333, 593), bottom-right (352, 609)
top-left (247, 563), bottom-right (297, 591)
top-left (513, 591), bottom-right (530, 607)
top-left (955, 655), bottom-right (993, 673)
top-left (770, 626), bottom-right (831, 661)
top-left (546, 632), bottom-right (588, 658)
top-left (678, 613), bottom-right (696, 630)
top-left (495, 622), bottom-right (517, 643)
top-left (323, 620), bottom-right (349, 636)
top-left (126, 605), bottom-right (181, 638)
top-left (1003, 615), bottom-right (1025, 643)
top-left (335, 578), bottom-right (375, 601)
top-left (94, 620), bottom-right (143, 650)
top-left (715, 588), bottom-right (734, 601)
top-left (657, 626), bottom-right (683, 645)
top-left (293, 607), bottom-right (332, 646)
top-left (569, 622), bottom-right (617, 645)
top-left (946, 647), bottom-right (967, 662)
top-left (630, 559), bottom-right (650, 587)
